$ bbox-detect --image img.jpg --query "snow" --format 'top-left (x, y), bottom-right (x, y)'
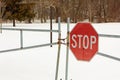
top-left (0, 23), bottom-right (120, 80)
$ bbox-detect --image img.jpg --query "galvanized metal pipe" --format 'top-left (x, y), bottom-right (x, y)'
top-left (99, 34), bottom-right (120, 38)
top-left (0, 42), bottom-right (58, 53)
top-left (98, 34), bottom-right (120, 62)
top-left (97, 52), bottom-right (120, 61)
top-left (20, 29), bottom-right (23, 49)
top-left (2, 28), bottom-right (59, 33)
top-left (55, 17), bottom-right (61, 80)
top-left (65, 17), bottom-right (70, 80)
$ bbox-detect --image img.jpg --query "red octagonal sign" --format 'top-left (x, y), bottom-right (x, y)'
top-left (70, 23), bottom-right (98, 61)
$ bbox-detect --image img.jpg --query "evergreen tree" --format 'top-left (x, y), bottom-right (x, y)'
top-left (1, 0), bottom-right (23, 26)
top-left (15, 3), bottom-right (36, 23)
top-left (1, 0), bottom-right (35, 26)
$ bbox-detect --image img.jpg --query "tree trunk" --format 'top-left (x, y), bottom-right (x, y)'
top-left (13, 18), bottom-right (15, 27)
top-left (88, 0), bottom-right (93, 22)
top-left (28, 18), bottom-right (32, 23)
top-left (55, 7), bottom-right (59, 23)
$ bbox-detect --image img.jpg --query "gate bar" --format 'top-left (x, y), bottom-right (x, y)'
top-left (2, 28), bottom-right (59, 32)
top-left (20, 29), bottom-right (23, 49)
top-left (65, 17), bottom-right (70, 80)
top-left (55, 17), bottom-right (61, 80)
top-left (0, 42), bottom-right (58, 53)
top-left (99, 34), bottom-right (120, 38)
top-left (97, 52), bottom-right (120, 61)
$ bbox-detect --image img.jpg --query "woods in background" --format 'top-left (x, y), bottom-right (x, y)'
top-left (0, 0), bottom-right (120, 24)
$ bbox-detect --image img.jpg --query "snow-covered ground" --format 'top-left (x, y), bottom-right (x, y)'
top-left (0, 23), bottom-right (120, 80)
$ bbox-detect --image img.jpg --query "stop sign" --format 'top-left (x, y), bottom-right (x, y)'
top-left (70, 23), bottom-right (98, 61)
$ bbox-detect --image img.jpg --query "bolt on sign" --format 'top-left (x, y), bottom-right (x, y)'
top-left (70, 23), bottom-right (98, 61)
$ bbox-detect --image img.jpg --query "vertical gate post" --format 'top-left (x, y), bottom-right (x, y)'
top-left (20, 29), bottom-right (23, 49)
top-left (65, 17), bottom-right (70, 80)
top-left (50, 6), bottom-right (53, 47)
top-left (55, 17), bottom-right (61, 80)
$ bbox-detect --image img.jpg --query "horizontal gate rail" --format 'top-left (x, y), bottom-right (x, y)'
top-left (2, 27), bottom-right (59, 33)
top-left (99, 34), bottom-right (120, 38)
top-left (98, 34), bottom-right (120, 61)
top-left (97, 52), bottom-right (120, 62)
top-left (0, 42), bottom-right (58, 53)
top-left (0, 24), bottom-right (60, 53)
